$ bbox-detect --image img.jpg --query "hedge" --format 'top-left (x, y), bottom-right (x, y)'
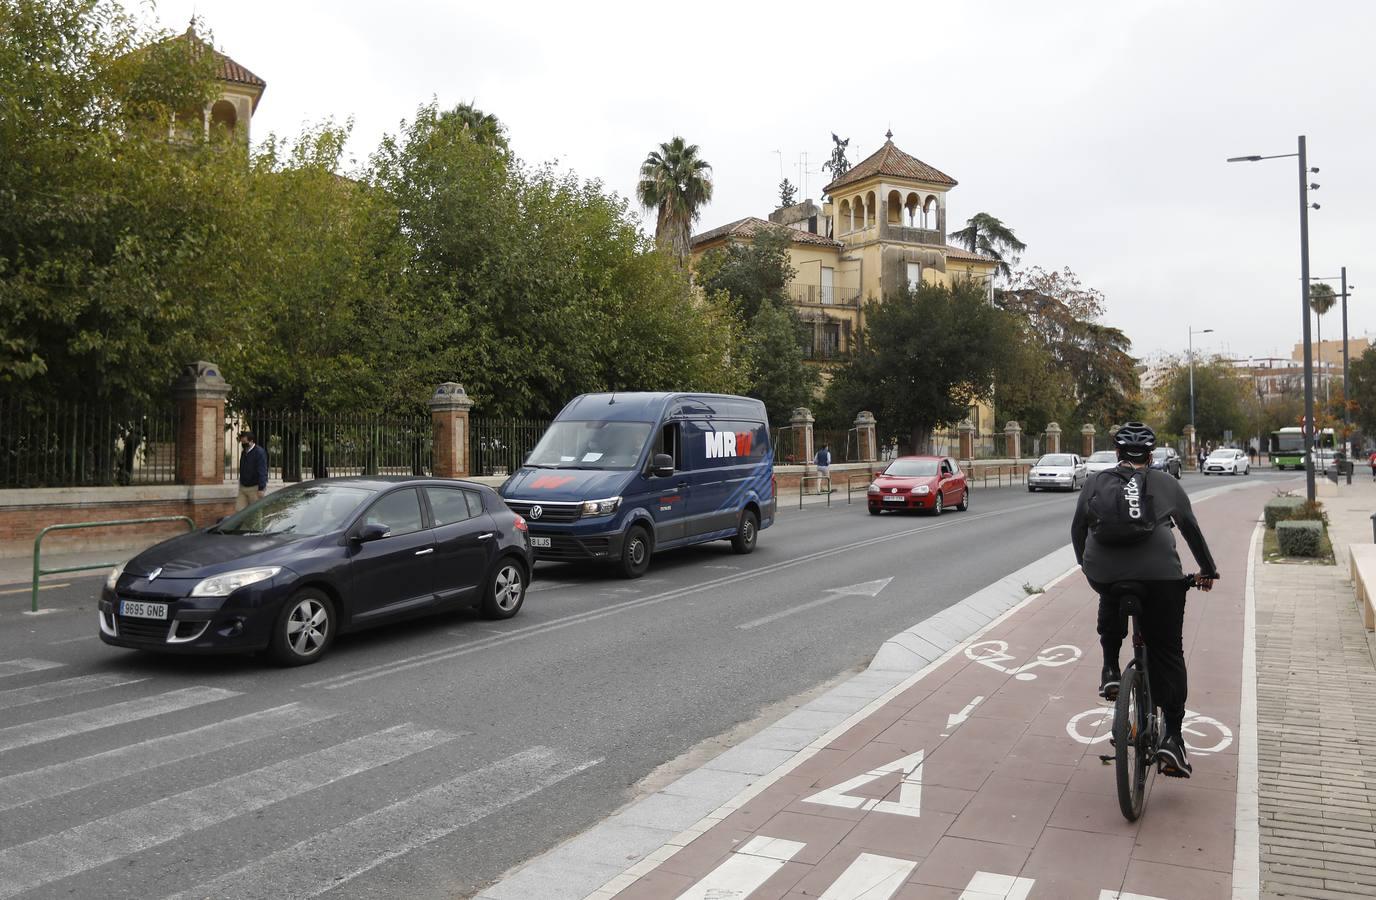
top-left (1264, 496), bottom-right (1322, 528)
top-left (1276, 520), bottom-right (1324, 557)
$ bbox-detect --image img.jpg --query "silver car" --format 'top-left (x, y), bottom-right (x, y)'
top-left (1027, 453), bottom-right (1088, 492)
top-left (1084, 450), bottom-right (1119, 474)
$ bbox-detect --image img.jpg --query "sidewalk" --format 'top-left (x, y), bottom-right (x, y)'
top-left (482, 480), bottom-right (1271, 900)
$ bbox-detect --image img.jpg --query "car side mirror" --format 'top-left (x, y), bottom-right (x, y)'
top-left (651, 453), bottom-right (675, 478)
top-left (352, 523), bottom-right (391, 543)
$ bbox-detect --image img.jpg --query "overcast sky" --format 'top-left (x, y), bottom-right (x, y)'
top-left (134, 0), bottom-right (1373, 362)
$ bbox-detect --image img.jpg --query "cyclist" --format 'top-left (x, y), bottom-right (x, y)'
top-left (1070, 422), bottom-right (1218, 778)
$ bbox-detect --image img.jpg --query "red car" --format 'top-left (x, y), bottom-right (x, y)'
top-left (867, 455), bottom-right (969, 516)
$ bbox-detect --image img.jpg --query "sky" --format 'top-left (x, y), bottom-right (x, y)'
top-left (131, 0), bottom-right (1374, 362)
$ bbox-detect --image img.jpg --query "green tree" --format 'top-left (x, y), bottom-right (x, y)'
top-left (1310, 281), bottom-right (1338, 380)
top-left (1348, 347), bottom-right (1376, 437)
top-left (778, 178), bottom-right (797, 207)
top-left (695, 227), bottom-right (794, 321)
top-left (637, 136), bottom-right (713, 264)
top-left (826, 278), bottom-right (1018, 452)
top-left (821, 133), bottom-right (850, 188)
top-left (1157, 356), bottom-right (1250, 441)
top-left (447, 101), bottom-right (508, 151)
top-left (950, 213), bottom-right (1026, 279)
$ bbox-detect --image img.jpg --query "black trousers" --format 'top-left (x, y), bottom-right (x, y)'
top-left (1090, 579), bottom-right (1189, 736)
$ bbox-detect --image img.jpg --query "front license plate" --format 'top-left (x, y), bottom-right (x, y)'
top-left (529, 536), bottom-right (551, 548)
top-left (120, 600), bottom-right (168, 620)
top-left (883, 496), bottom-right (906, 502)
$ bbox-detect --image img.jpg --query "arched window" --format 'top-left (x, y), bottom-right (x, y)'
top-left (852, 196), bottom-right (865, 231)
top-left (839, 199), bottom-right (853, 233)
top-left (865, 191), bottom-right (877, 227)
top-left (922, 195), bottom-right (938, 230)
top-left (905, 193), bottom-right (921, 226)
top-left (210, 99), bottom-right (237, 139)
top-left (886, 190), bottom-right (902, 225)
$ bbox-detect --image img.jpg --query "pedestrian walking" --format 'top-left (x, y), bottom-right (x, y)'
top-left (815, 443), bottom-right (832, 491)
top-left (237, 430), bottom-right (268, 510)
top-left (1367, 447), bottom-right (1376, 482)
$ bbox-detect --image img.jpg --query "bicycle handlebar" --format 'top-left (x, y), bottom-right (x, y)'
top-left (1183, 572), bottom-right (1220, 588)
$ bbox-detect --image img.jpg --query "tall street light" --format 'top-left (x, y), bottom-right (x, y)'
top-left (1188, 326), bottom-right (1214, 454)
top-left (1228, 135), bottom-right (1320, 502)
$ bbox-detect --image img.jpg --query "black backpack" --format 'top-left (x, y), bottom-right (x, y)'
top-left (1087, 467), bottom-right (1157, 546)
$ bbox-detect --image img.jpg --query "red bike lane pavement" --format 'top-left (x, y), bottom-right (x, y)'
top-left (606, 483), bottom-right (1264, 900)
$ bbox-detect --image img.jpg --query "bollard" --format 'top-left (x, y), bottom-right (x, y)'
top-left (1370, 512), bottom-right (1376, 544)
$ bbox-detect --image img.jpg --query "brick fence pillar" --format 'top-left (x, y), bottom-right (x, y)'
top-left (1004, 420), bottom-right (1022, 461)
top-left (173, 361), bottom-right (231, 486)
top-left (854, 410), bottom-right (877, 462)
top-left (430, 382), bottom-right (474, 478)
top-left (791, 407), bottom-right (815, 469)
top-left (1081, 423), bottom-right (1096, 457)
top-left (958, 418), bottom-right (975, 461)
top-left (1046, 422), bottom-right (1062, 454)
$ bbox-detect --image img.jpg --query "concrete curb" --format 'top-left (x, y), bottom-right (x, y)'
top-left (476, 542), bottom-right (1081, 900)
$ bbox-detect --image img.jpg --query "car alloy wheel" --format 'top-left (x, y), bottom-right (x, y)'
top-left (957, 489), bottom-right (969, 511)
top-left (270, 589), bottom-right (335, 666)
top-left (933, 493), bottom-right (944, 515)
top-left (482, 559), bottom-right (526, 619)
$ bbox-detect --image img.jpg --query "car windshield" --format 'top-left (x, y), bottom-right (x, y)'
top-left (1037, 455), bottom-right (1074, 467)
top-left (1151, 449), bottom-right (1170, 460)
top-left (1089, 451), bottom-right (1117, 462)
top-left (214, 484), bottom-right (375, 536)
top-left (884, 459), bottom-right (939, 477)
top-left (525, 420), bottom-right (653, 470)
top-left (1208, 449), bottom-right (1234, 458)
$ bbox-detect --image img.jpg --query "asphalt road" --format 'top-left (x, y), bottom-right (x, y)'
top-left (0, 470), bottom-right (1295, 900)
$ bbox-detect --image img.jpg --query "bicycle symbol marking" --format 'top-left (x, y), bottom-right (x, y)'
top-left (1065, 707), bottom-right (1234, 755)
top-left (964, 640), bottom-right (1082, 681)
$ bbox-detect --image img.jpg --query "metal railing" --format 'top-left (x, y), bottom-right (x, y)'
top-left (1, 398), bottom-right (180, 489)
top-left (30, 516), bottom-right (195, 613)
top-left (469, 417), bottom-right (551, 477)
top-left (226, 409), bottom-right (432, 483)
top-left (799, 474), bottom-right (832, 508)
top-left (787, 283), bottom-right (861, 307)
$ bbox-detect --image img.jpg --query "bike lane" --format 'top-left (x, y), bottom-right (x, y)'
top-left (600, 483), bottom-right (1263, 900)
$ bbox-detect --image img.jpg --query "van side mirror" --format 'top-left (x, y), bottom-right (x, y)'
top-left (651, 453), bottom-right (675, 478)
top-left (352, 523), bottom-right (391, 543)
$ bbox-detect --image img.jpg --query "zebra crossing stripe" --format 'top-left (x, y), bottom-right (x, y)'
top-left (0, 659), bottom-right (62, 679)
top-left (0, 723), bottom-right (456, 899)
top-left (0, 674), bottom-right (146, 711)
top-left (165, 746), bottom-right (602, 900)
top-left (0, 702), bottom-right (337, 812)
top-left (0, 686), bottom-right (240, 753)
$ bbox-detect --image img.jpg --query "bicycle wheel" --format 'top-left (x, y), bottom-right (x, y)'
top-left (1114, 664), bottom-right (1149, 821)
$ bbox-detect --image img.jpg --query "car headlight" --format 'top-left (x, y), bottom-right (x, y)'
top-left (105, 561), bottom-right (126, 592)
top-left (190, 567), bottom-right (282, 598)
top-left (867, 483), bottom-right (880, 494)
top-left (914, 485), bottom-right (930, 495)
top-left (580, 496), bottom-right (622, 517)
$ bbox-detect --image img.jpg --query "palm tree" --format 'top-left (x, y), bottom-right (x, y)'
top-left (1310, 282), bottom-right (1338, 402)
top-left (445, 102), bottom-right (507, 150)
top-left (950, 213), bottom-right (1027, 279)
top-left (637, 137), bottom-right (713, 264)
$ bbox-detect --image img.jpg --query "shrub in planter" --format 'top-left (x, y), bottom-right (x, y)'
top-left (1276, 520), bottom-right (1324, 557)
top-left (1264, 496), bottom-right (1306, 528)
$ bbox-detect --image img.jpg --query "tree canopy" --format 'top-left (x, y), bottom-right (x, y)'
top-left (950, 213), bottom-right (1026, 279)
top-left (636, 136), bottom-right (712, 265)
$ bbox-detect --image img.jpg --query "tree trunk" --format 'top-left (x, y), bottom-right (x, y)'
top-left (910, 425), bottom-right (933, 456)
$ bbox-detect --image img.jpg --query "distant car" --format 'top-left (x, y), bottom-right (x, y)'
top-left (1150, 447), bottom-right (1182, 479)
top-left (99, 478), bottom-right (533, 666)
top-left (1028, 453), bottom-right (1088, 492)
top-left (867, 455), bottom-right (969, 515)
top-left (1314, 448), bottom-right (1338, 473)
top-left (1085, 450), bottom-right (1119, 475)
top-left (1203, 448), bottom-right (1250, 476)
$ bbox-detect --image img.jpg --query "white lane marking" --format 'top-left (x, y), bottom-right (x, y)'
top-left (945, 696), bottom-right (984, 731)
top-left (1065, 706), bottom-right (1234, 756)
top-left (819, 853), bottom-right (917, 900)
top-left (1100, 892), bottom-right (1168, 900)
top-left (677, 836), bottom-right (807, 900)
top-left (306, 502), bottom-right (1052, 691)
top-left (1232, 521), bottom-right (1263, 900)
top-left (803, 749), bottom-right (924, 819)
top-left (0, 702), bottom-right (338, 812)
top-left (0, 723), bottom-right (454, 899)
top-left (525, 580), bottom-right (579, 594)
top-left (164, 747), bottom-right (601, 900)
top-left (0, 659), bottom-right (62, 679)
top-left (965, 640), bottom-right (1082, 681)
top-left (0, 674), bottom-right (146, 711)
top-left (0, 686), bottom-right (239, 753)
top-left (47, 635), bottom-right (96, 646)
top-left (960, 871), bottom-right (1035, 900)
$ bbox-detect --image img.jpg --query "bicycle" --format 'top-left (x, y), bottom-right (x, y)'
top-left (1100, 574), bottom-right (1208, 821)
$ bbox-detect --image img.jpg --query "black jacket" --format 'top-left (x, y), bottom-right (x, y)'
top-left (239, 443), bottom-right (268, 491)
top-left (1071, 464), bottom-right (1218, 582)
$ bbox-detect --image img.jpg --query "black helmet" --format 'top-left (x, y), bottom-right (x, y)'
top-left (1113, 422), bottom-right (1157, 461)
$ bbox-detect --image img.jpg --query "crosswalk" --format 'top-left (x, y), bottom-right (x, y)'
top-left (0, 655), bottom-right (601, 899)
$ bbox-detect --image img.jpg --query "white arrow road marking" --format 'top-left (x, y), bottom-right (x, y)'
top-left (803, 749), bottom-right (924, 818)
top-left (959, 871), bottom-right (1036, 900)
top-left (818, 852), bottom-right (917, 899)
top-left (738, 577), bottom-right (893, 630)
top-left (945, 696), bottom-right (985, 732)
top-left (677, 835), bottom-right (806, 900)
top-left (1099, 892), bottom-right (1168, 900)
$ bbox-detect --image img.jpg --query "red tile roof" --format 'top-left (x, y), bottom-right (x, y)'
top-left (942, 245), bottom-right (996, 264)
top-left (691, 217), bottom-right (842, 249)
top-left (169, 27), bottom-right (266, 97)
top-left (823, 137), bottom-right (957, 194)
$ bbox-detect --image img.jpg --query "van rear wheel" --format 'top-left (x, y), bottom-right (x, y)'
top-left (731, 509), bottom-right (759, 554)
top-left (618, 525), bottom-right (652, 579)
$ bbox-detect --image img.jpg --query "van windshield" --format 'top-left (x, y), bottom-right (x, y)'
top-left (526, 421), bottom-right (653, 470)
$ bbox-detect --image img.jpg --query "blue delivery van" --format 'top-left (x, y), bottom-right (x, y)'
top-left (498, 393), bottom-right (776, 578)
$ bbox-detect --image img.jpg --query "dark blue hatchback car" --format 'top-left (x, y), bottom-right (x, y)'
top-left (99, 477), bottom-right (532, 666)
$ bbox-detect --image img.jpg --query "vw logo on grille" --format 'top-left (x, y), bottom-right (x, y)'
top-left (890, 487), bottom-right (898, 494)
top-left (529, 505), bottom-right (543, 520)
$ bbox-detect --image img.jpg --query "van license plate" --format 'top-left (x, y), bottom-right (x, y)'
top-left (120, 600), bottom-right (168, 619)
top-left (530, 537), bottom-right (551, 548)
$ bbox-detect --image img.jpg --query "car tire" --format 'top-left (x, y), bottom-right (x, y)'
top-left (618, 525), bottom-right (653, 579)
top-left (731, 509), bottom-right (759, 554)
top-left (269, 589), bottom-right (335, 667)
top-left (957, 489), bottom-right (969, 511)
top-left (481, 557), bottom-right (527, 619)
top-left (932, 492), bottom-right (944, 516)
top-left (1028, 486), bottom-right (1036, 493)
top-left (868, 506), bottom-right (881, 516)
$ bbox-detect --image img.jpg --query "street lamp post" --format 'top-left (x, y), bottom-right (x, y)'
top-left (1188, 326), bottom-right (1214, 457)
top-left (1228, 135), bottom-right (1320, 502)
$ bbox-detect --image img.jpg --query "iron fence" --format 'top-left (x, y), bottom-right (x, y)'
top-left (0, 398), bottom-right (180, 488)
top-left (469, 417), bottom-right (550, 477)
top-left (226, 409), bottom-right (432, 483)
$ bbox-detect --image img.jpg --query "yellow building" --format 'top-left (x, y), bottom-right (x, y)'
top-left (165, 25), bottom-right (266, 145)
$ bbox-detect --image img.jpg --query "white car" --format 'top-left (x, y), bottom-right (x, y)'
top-left (1203, 448), bottom-right (1250, 476)
top-left (1314, 448), bottom-right (1337, 473)
top-left (1084, 450), bottom-right (1119, 474)
top-left (1028, 453), bottom-right (1088, 492)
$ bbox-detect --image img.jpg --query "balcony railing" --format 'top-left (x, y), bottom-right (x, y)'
top-left (787, 283), bottom-right (861, 307)
top-left (886, 225), bottom-right (943, 245)
top-left (802, 344), bottom-right (850, 361)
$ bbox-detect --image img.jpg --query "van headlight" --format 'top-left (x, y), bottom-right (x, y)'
top-left (105, 561), bottom-right (126, 592)
top-left (580, 496), bottom-right (622, 518)
top-left (190, 567), bottom-right (281, 597)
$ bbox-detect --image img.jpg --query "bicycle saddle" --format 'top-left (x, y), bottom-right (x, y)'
top-left (1109, 581), bottom-right (1147, 599)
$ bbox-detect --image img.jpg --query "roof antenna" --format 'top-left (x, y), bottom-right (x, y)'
top-left (608, 391), bottom-right (616, 405)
